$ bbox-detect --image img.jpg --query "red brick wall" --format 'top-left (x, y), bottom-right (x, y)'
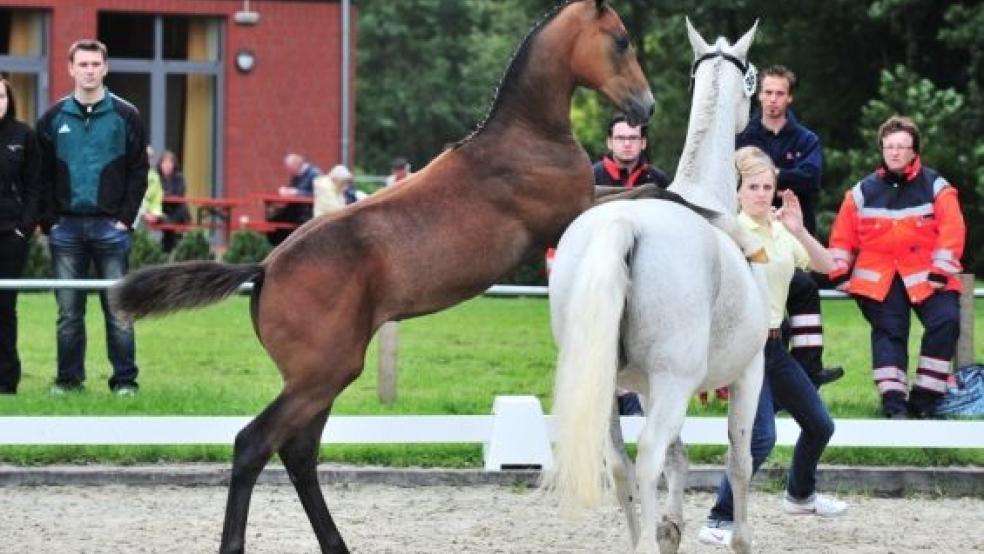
top-left (1, 0), bottom-right (355, 220)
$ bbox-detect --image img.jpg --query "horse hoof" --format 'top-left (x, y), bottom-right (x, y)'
top-left (746, 247), bottom-right (769, 263)
top-left (656, 519), bottom-right (681, 553)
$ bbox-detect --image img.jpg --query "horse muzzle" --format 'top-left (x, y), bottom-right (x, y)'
top-left (621, 90), bottom-right (655, 126)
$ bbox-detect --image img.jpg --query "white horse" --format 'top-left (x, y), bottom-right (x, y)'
top-left (544, 20), bottom-right (768, 554)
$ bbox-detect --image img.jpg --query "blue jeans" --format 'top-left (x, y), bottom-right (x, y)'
top-left (49, 216), bottom-right (138, 390)
top-left (709, 337), bottom-right (835, 521)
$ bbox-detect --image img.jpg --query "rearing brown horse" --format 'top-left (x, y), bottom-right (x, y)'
top-left (111, 1), bottom-right (653, 552)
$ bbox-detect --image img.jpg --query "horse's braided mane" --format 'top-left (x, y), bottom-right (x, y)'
top-left (451, 0), bottom-right (576, 149)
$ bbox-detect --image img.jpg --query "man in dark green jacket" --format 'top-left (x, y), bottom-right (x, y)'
top-left (37, 39), bottom-right (148, 395)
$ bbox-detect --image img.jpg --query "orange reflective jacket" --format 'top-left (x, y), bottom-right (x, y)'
top-left (828, 162), bottom-right (965, 304)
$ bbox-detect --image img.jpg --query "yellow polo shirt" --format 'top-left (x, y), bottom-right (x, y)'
top-left (738, 211), bottom-right (810, 328)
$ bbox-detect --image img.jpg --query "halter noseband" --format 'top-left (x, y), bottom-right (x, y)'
top-left (688, 51), bottom-right (758, 98)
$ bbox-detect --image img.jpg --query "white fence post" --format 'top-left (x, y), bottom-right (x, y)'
top-left (483, 396), bottom-right (553, 471)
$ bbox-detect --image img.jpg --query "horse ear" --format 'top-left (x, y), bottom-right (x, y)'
top-left (733, 19), bottom-right (759, 59)
top-left (685, 17), bottom-right (710, 57)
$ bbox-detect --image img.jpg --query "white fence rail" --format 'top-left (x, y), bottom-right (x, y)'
top-left (2, 396), bottom-right (981, 471)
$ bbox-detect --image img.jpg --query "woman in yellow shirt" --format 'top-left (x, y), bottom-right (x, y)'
top-left (698, 146), bottom-right (847, 547)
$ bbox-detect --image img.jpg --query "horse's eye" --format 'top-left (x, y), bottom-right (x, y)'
top-left (615, 35), bottom-right (630, 52)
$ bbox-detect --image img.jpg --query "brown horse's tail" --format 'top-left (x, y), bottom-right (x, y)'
top-left (109, 261), bottom-right (264, 320)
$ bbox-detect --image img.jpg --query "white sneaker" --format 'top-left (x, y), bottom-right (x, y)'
top-left (782, 493), bottom-right (848, 517)
top-left (697, 520), bottom-right (733, 547)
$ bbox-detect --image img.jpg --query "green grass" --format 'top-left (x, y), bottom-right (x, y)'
top-left (0, 293), bottom-right (981, 467)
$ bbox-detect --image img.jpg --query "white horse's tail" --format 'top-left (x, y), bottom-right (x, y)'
top-left (544, 215), bottom-right (636, 509)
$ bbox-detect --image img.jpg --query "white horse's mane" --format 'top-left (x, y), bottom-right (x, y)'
top-left (669, 24), bottom-right (757, 216)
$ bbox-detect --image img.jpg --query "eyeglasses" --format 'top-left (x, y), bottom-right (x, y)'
top-left (611, 135), bottom-right (643, 143)
top-left (882, 145), bottom-right (913, 152)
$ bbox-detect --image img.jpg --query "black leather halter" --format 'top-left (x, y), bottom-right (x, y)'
top-left (688, 50), bottom-right (757, 96)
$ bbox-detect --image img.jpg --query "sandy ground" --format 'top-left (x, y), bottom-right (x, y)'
top-left (1, 483), bottom-right (982, 553)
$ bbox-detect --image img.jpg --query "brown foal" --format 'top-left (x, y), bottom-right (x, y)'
top-left (111, 1), bottom-right (654, 552)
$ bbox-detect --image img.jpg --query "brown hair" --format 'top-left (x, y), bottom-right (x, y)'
top-left (68, 39), bottom-right (108, 62)
top-left (877, 115), bottom-right (921, 153)
top-left (760, 65), bottom-right (797, 93)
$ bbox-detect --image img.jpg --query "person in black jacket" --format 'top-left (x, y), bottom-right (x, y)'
top-left (37, 39), bottom-right (148, 395)
top-left (0, 76), bottom-right (41, 394)
top-left (592, 113), bottom-right (669, 191)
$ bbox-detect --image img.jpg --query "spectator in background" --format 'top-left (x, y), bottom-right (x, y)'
top-left (313, 164), bottom-right (364, 218)
top-left (385, 156), bottom-right (410, 187)
top-left (267, 152), bottom-right (320, 245)
top-left (736, 64), bottom-right (843, 388)
top-left (0, 76), bottom-right (41, 394)
top-left (592, 112), bottom-right (669, 190)
top-left (137, 145), bottom-right (163, 230)
top-left (37, 39), bottom-right (148, 396)
top-left (828, 115), bottom-right (965, 419)
top-left (157, 149), bottom-right (190, 252)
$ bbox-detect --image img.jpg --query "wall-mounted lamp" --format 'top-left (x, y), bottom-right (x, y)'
top-left (234, 0), bottom-right (261, 26)
top-left (235, 49), bottom-right (256, 73)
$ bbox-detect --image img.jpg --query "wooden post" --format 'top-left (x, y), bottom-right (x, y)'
top-left (377, 321), bottom-right (399, 404)
top-left (955, 273), bottom-right (976, 369)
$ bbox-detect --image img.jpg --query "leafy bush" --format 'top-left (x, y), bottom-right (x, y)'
top-left (499, 258), bottom-right (547, 286)
top-left (128, 229), bottom-right (167, 270)
top-left (170, 230), bottom-right (213, 262)
top-left (223, 231), bottom-right (272, 264)
top-left (23, 235), bottom-right (52, 278)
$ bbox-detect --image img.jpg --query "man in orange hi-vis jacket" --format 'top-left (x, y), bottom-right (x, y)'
top-left (828, 115), bottom-right (965, 419)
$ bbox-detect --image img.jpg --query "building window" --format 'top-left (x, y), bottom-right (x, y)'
top-left (0, 9), bottom-right (48, 124)
top-left (99, 13), bottom-right (223, 198)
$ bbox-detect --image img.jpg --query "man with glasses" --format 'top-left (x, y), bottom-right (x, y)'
top-left (593, 112), bottom-right (668, 190)
top-left (736, 65), bottom-right (844, 388)
top-left (828, 115), bottom-right (965, 419)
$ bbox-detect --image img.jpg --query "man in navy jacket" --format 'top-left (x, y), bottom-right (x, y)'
top-left (737, 65), bottom-right (843, 387)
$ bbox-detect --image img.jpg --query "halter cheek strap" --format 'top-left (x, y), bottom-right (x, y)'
top-left (688, 51), bottom-right (758, 98)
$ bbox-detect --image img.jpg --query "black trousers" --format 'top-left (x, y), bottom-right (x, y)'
top-left (782, 268), bottom-right (825, 376)
top-left (0, 231), bottom-right (29, 392)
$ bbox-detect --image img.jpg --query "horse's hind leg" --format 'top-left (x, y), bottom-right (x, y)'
top-left (279, 407), bottom-right (349, 553)
top-left (220, 389), bottom-right (337, 554)
top-left (634, 383), bottom-right (690, 553)
top-left (657, 436), bottom-right (688, 554)
top-left (726, 351), bottom-right (765, 554)
top-left (609, 406), bottom-right (640, 548)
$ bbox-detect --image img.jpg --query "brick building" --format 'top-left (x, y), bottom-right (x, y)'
top-left (0, 0), bottom-right (355, 221)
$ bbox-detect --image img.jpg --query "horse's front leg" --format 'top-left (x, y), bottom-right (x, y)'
top-left (726, 351), bottom-right (765, 554)
top-left (608, 403), bottom-right (640, 548)
top-left (634, 383), bottom-right (690, 553)
top-left (656, 436), bottom-right (688, 554)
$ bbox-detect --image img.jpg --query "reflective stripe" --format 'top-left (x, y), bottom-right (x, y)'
top-left (873, 366), bottom-right (906, 382)
top-left (852, 267), bottom-right (881, 282)
top-left (914, 373), bottom-right (948, 394)
top-left (933, 260), bottom-right (961, 274)
top-left (902, 271), bottom-right (929, 288)
top-left (857, 203), bottom-right (933, 219)
top-left (851, 182), bottom-right (864, 209)
top-left (931, 176), bottom-right (949, 197)
top-left (931, 249), bottom-right (961, 274)
top-left (932, 248), bottom-right (958, 262)
top-left (919, 355), bottom-right (951, 373)
top-left (790, 334), bottom-right (823, 348)
top-left (790, 314), bottom-right (822, 328)
top-left (877, 381), bottom-right (908, 395)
